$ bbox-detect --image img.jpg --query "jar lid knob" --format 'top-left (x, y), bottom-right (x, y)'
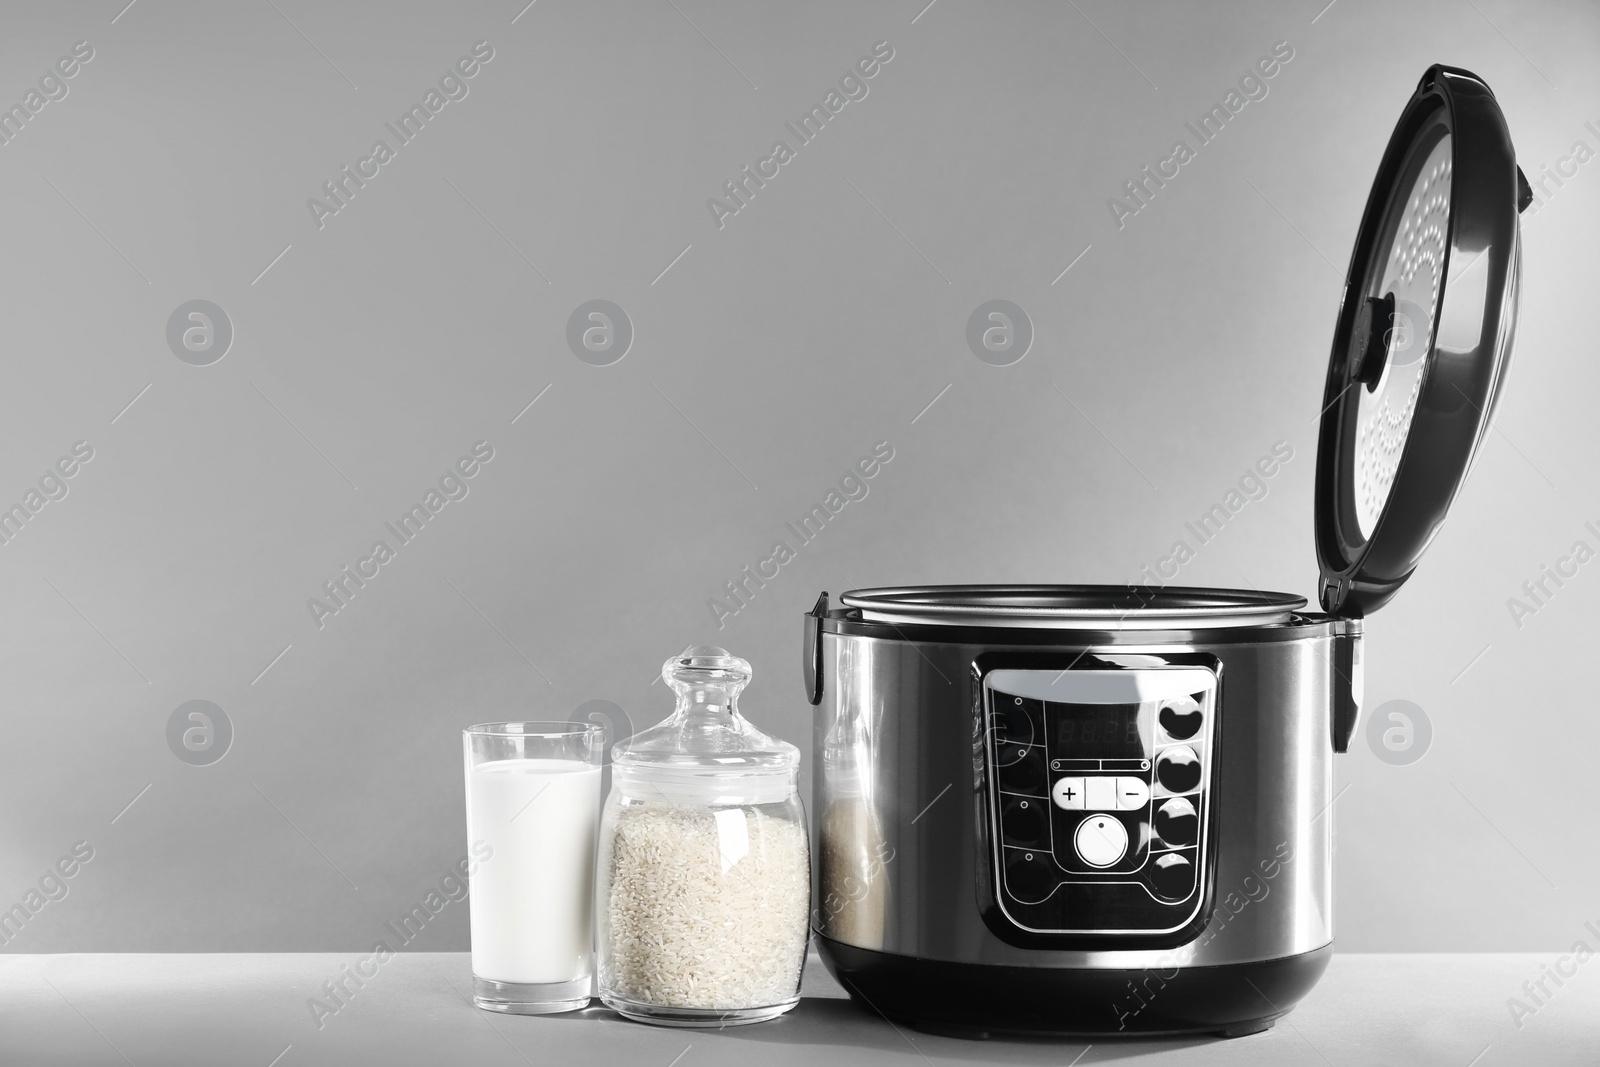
top-left (663, 645), bottom-right (753, 687)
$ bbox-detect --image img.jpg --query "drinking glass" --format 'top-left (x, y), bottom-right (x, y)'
top-left (463, 721), bottom-right (604, 1013)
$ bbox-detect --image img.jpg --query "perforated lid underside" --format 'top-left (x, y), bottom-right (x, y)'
top-left (1354, 133), bottom-right (1452, 539)
top-left (1314, 65), bottom-right (1523, 617)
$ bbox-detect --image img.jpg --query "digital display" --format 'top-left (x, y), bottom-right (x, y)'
top-left (1053, 703), bottom-right (1144, 758)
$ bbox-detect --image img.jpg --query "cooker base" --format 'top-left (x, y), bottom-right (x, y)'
top-left (817, 936), bottom-right (1332, 1039)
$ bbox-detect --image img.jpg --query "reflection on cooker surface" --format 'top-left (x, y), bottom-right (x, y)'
top-left (819, 795), bottom-right (887, 950)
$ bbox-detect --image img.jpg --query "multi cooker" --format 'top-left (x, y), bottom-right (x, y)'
top-left (800, 65), bottom-right (1529, 1037)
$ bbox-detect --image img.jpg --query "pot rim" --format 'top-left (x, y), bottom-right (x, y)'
top-left (838, 585), bottom-right (1307, 630)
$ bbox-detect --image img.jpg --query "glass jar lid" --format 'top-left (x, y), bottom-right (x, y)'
top-left (613, 645), bottom-right (798, 805)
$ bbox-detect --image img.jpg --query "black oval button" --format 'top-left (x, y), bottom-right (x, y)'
top-left (1150, 851), bottom-right (1195, 902)
top-left (1005, 850), bottom-right (1057, 904)
top-left (1002, 798), bottom-right (1046, 846)
top-left (1158, 699), bottom-right (1202, 741)
top-left (994, 740), bottom-right (1030, 768)
top-left (992, 695), bottom-right (1037, 749)
top-left (1156, 746), bottom-right (1202, 794)
top-left (999, 748), bottom-right (1045, 793)
top-left (1155, 797), bottom-right (1198, 847)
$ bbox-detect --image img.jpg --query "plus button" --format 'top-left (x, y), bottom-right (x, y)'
top-left (1051, 776), bottom-right (1086, 810)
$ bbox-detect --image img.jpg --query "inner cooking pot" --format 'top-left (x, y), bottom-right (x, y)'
top-left (801, 65), bottom-right (1528, 1040)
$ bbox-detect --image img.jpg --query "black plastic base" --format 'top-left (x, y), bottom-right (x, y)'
top-left (817, 936), bottom-right (1332, 1038)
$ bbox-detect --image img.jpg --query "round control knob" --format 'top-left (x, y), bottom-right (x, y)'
top-left (1156, 746), bottom-right (1202, 794)
top-left (1073, 814), bottom-right (1128, 868)
top-left (1150, 852), bottom-right (1195, 902)
top-left (1155, 797), bottom-right (1198, 846)
top-left (1158, 698), bottom-right (1202, 741)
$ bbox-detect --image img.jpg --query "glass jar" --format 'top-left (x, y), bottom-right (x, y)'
top-left (595, 645), bottom-right (810, 1027)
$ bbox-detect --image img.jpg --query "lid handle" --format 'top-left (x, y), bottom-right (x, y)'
top-left (1352, 292), bottom-right (1397, 391)
top-left (803, 592), bottom-right (827, 706)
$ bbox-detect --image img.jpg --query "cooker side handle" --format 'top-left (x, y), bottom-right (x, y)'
top-left (1331, 619), bottom-right (1363, 753)
top-left (803, 592), bottom-right (827, 706)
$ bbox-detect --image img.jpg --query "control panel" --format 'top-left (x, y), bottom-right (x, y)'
top-left (982, 665), bottom-right (1217, 937)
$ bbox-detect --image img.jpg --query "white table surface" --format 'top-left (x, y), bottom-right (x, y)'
top-left (1, 952), bottom-right (1595, 1066)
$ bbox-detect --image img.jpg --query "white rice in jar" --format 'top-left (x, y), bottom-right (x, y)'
top-left (600, 803), bottom-right (810, 1010)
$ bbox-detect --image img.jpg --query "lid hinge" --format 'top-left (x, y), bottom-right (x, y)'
top-left (1331, 619), bottom-right (1364, 754)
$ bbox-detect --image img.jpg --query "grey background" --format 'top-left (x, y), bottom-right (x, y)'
top-left (1, 0), bottom-right (1595, 955)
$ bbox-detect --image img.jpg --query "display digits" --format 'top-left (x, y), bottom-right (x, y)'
top-left (1054, 704), bottom-right (1144, 756)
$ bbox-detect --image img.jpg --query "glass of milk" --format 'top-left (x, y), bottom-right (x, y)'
top-left (463, 721), bottom-right (604, 1014)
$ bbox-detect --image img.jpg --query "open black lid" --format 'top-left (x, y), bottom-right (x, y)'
top-left (1315, 65), bottom-right (1530, 617)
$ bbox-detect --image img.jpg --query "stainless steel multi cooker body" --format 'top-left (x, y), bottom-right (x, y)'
top-left (804, 588), bottom-right (1357, 1036)
top-left (799, 65), bottom-right (1528, 1038)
